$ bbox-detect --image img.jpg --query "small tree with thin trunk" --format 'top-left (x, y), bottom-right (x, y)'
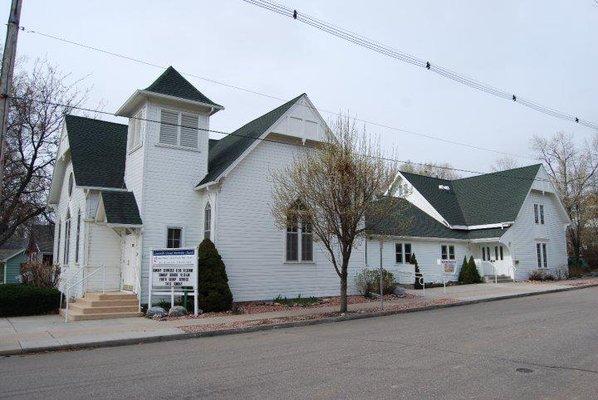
top-left (271, 115), bottom-right (399, 312)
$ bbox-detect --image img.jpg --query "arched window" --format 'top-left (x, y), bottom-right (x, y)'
top-left (204, 203), bottom-right (212, 240)
top-left (64, 210), bottom-right (71, 265)
top-left (75, 210), bottom-right (81, 264)
top-left (285, 203), bottom-right (313, 262)
top-left (68, 172), bottom-right (74, 197)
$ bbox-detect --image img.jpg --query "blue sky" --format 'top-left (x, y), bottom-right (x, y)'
top-left (3, 0), bottom-right (597, 174)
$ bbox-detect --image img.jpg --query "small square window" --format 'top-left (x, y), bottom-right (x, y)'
top-left (167, 228), bottom-right (182, 248)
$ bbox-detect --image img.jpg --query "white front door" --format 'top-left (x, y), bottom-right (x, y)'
top-left (483, 245), bottom-right (510, 276)
top-left (121, 233), bottom-right (139, 293)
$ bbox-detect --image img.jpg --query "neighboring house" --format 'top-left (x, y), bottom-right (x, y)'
top-left (0, 224), bottom-right (54, 284)
top-left (0, 248), bottom-right (26, 284)
top-left (48, 66), bottom-right (364, 304)
top-left (366, 166), bottom-right (571, 282)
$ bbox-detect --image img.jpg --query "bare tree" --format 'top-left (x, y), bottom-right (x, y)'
top-left (0, 58), bottom-right (87, 247)
top-left (491, 156), bottom-right (519, 172)
top-left (531, 132), bottom-right (598, 264)
top-left (400, 160), bottom-right (461, 180)
top-left (271, 116), bottom-right (399, 312)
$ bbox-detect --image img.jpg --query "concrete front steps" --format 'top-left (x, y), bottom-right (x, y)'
top-left (483, 275), bottom-right (514, 283)
top-left (60, 292), bottom-right (141, 321)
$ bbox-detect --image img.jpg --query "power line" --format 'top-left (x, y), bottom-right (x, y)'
top-left (7, 93), bottom-right (552, 185)
top-left (241, 0), bottom-right (598, 131)
top-left (18, 25), bottom-right (535, 161)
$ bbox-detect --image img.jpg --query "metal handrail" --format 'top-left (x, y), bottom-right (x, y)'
top-left (64, 265), bottom-right (104, 322)
top-left (59, 266), bottom-right (84, 310)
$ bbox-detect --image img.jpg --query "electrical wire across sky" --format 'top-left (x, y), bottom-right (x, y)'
top-left (241, 0), bottom-right (598, 131)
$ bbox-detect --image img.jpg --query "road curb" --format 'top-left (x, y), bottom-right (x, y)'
top-left (3, 283), bottom-right (597, 357)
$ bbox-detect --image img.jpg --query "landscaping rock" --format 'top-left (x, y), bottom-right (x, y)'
top-left (393, 287), bottom-right (407, 297)
top-left (168, 305), bottom-right (188, 317)
top-left (146, 306), bottom-right (167, 318)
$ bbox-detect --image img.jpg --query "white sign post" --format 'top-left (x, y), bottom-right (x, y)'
top-left (148, 248), bottom-right (198, 316)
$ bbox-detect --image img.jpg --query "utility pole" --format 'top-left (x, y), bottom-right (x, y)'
top-left (0, 0), bottom-right (23, 194)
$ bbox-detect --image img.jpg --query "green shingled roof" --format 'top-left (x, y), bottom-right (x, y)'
top-left (399, 164), bottom-right (541, 226)
top-left (101, 191), bottom-right (142, 226)
top-left (197, 94), bottom-right (304, 186)
top-left (366, 198), bottom-right (507, 240)
top-left (145, 66), bottom-right (222, 109)
top-left (64, 115), bottom-right (128, 189)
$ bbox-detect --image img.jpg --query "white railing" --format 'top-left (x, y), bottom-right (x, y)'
top-left (60, 265), bottom-right (122, 322)
top-left (63, 266), bottom-right (105, 322)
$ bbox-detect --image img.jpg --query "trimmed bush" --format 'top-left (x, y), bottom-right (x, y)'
top-left (196, 239), bottom-right (233, 312)
top-left (355, 268), bottom-right (397, 296)
top-left (458, 256), bottom-right (482, 284)
top-left (411, 253), bottom-right (424, 290)
top-left (0, 284), bottom-right (61, 317)
top-left (528, 269), bottom-right (555, 281)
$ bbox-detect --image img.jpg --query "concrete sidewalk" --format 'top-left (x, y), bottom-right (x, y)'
top-left (1, 279), bottom-right (597, 356)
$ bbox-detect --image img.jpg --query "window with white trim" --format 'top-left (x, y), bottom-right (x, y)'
top-left (395, 243), bottom-right (412, 264)
top-left (0, 263), bottom-right (5, 284)
top-left (68, 173), bottom-right (74, 197)
top-left (75, 210), bottom-right (81, 263)
top-left (64, 213), bottom-right (71, 265)
top-left (204, 203), bottom-right (212, 240)
top-left (285, 213), bottom-right (313, 262)
top-left (56, 220), bottom-right (61, 264)
top-left (441, 245), bottom-right (455, 260)
top-left (536, 242), bottom-right (548, 269)
top-left (167, 227), bottom-right (182, 248)
top-left (539, 205), bottom-right (545, 225)
top-left (482, 247), bottom-right (486, 261)
top-left (159, 109), bottom-right (200, 148)
top-left (128, 111), bottom-right (142, 150)
top-left (534, 204), bottom-right (539, 224)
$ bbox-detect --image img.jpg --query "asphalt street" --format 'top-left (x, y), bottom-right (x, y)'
top-left (1, 287), bottom-right (597, 399)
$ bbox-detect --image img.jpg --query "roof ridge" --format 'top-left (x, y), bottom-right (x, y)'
top-left (399, 170), bottom-right (453, 182)
top-left (64, 114), bottom-right (128, 128)
top-left (144, 66), bottom-right (222, 108)
top-left (454, 163), bottom-right (542, 182)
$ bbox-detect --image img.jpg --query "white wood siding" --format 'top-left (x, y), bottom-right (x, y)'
top-left (136, 100), bottom-right (210, 303)
top-left (216, 138), bottom-right (366, 302)
top-left (501, 189), bottom-right (568, 279)
top-left (366, 238), bottom-right (470, 284)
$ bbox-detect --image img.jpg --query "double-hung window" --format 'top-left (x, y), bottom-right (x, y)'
top-left (159, 109), bottom-right (200, 149)
top-left (395, 243), bottom-right (412, 264)
top-left (441, 245), bottom-right (455, 260)
top-left (285, 215), bottom-right (313, 262)
top-left (167, 228), bottom-right (182, 248)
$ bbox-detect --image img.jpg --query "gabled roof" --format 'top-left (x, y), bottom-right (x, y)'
top-left (367, 198), bottom-right (507, 240)
top-left (197, 94), bottom-right (305, 186)
top-left (0, 248), bottom-right (25, 262)
top-left (400, 164), bottom-right (542, 226)
top-left (145, 66), bottom-right (222, 109)
top-left (452, 164), bottom-right (542, 226)
top-left (101, 191), bottom-right (142, 226)
top-left (28, 224), bottom-right (54, 254)
top-left (64, 115), bottom-right (128, 189)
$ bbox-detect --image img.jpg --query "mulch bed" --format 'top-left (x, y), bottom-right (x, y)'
top-left (176, 295), bottom-right (458, 332)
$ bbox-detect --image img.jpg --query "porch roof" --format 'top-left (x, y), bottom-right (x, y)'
top-left (100, 191), bottom-right (142, 226)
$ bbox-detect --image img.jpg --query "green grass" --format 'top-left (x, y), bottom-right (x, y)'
top-left (273, 294), bottom-right (321, 307)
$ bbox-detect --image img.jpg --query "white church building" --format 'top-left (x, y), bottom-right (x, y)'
top-left (48, 67), bottom-right (570, 318)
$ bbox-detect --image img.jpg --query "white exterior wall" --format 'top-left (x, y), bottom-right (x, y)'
top-left (501, 189), bottom-right (568, 280)
top-left (215, 139), bottom-right (366, 302)
top-left (136, 100), bottom-right (211, 303)
top-left (124, 104), bottom-right (148, 212)
top-left (366, 238), bottom-right (470, 284)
